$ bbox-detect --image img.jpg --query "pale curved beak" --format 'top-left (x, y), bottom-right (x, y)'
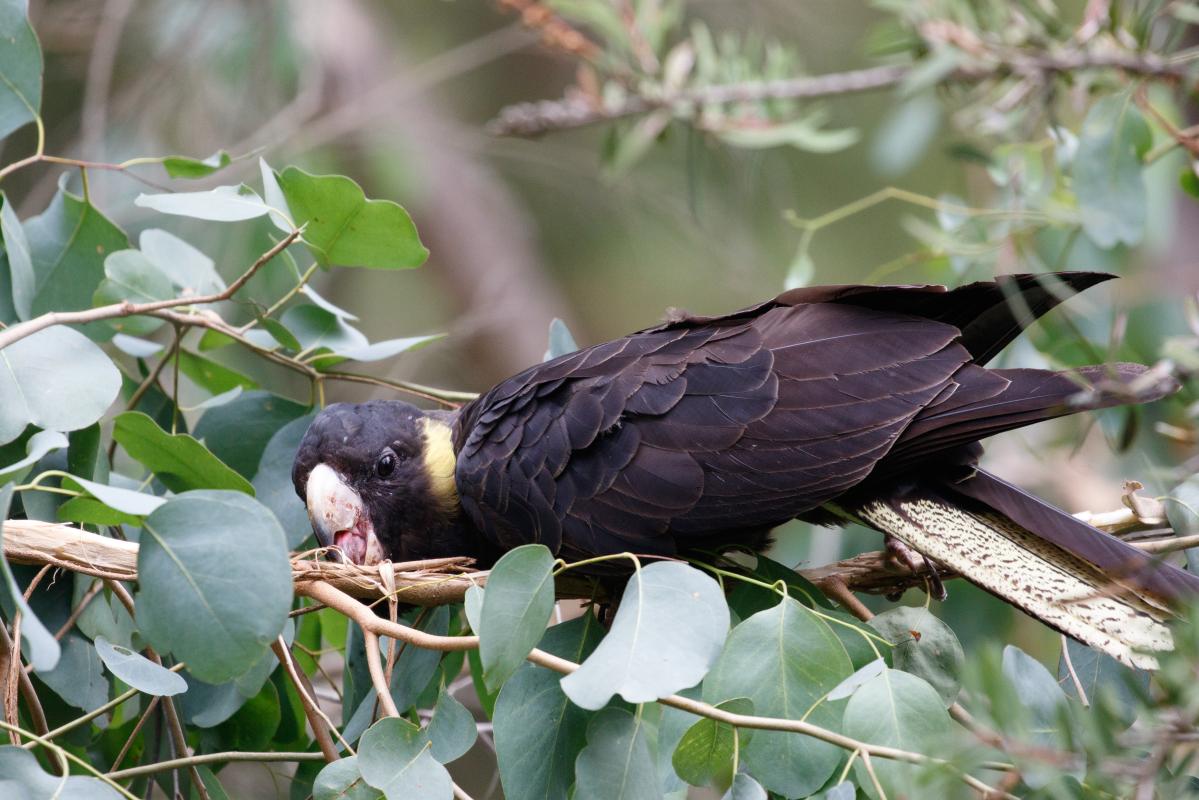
top-left (304, 464), bottom-right (383, 565)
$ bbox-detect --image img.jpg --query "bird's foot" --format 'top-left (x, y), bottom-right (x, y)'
top-left (884, 536), bottom-right (948, 602)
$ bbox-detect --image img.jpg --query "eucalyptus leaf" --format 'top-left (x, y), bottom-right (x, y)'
top-left (38, 631), bottom-right (107, 712)
top-left (0, 325), bottom-right (121, 445)
top-left (425, 686), bottom-right (477, 763)
top-left (140, 228), bottom-right (225, 295)
top-left (112, 411), bottom-right (253, 494)
top-left (93, 249), bottom-right (173, 336)
top-left (672, 698), bottom-right (752, 792)
top-left (112, 333), bottom-right (164, 358)
top-left (562, 561), bottom-right (729, 709)
top-left (1058, 636), bottom-right (1146, 729)
top-left (63, 474), bottom-right (165, 516)
top-left (310, 334), bottom-right (443, 369)
top-left (252, 413), bottom-right (318, 548)
top-left (1, 192), bottom-right (34, 320)
top-left (358, 717), bottom-right (452, 800)
top-left (544, 318), bottom-right (578, 361)
top-left (259, 157), bottom-right (294, 232)
top-left (192, 390), bottom-right (308, 478)
top-left (313, 756), bottom-right (384, 800)
top-left (721, 773), bottom-right (768, 800)
top-left (703, 596), bottom-right (851, 797)
top-left (573, 707), bottom-right (660, 800)
top-left (0, 0), bottom-right (41, 141)
top-left (870, 606), bottom-right (964, 705)
top-left (163, 150), bottom-right (232, 179)
top-left (842, 668), bottom-right (950, 798)
top-left (277, 167), bottom-right (428, 269)
top-left (136, 490), bottom-right (290, 682)
top-left (827, 657), bottom-right (887, 701)
top-left (177, 349), bottom-right (259, 395)
top-left (0, 429), bottom-right (66, 484)
top-left (479, 544), bottom-right (556, 691)
top-left (1074, 96), bottom-right (1150, 249)
top-left (0, 745), bottom-right (122, 800)
top-left (134, 184), bottom-right (272, 222)
top-left (871, 92), bottom-right (941, 177)
top-left (95, 636), bottom-right (187, 696)
top-left (282, 304), bottom-right (369, 353)
top-left (25, 185), bottom-right (129, 318)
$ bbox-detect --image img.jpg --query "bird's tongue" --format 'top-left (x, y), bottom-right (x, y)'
top-left (334, 530), bottom-right (367, 564)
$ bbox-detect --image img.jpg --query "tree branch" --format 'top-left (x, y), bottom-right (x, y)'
top-left (487, 50), bottom-right (1198, 137)
top-left (0, 229), bottom-right (302, 352)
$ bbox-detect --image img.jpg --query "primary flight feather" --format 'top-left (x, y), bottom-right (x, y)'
top-left (292, 272), bottom-right (1196, 667)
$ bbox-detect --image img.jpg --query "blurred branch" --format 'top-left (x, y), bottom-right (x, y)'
top-left (488, 49), bottom-right (1197, 137)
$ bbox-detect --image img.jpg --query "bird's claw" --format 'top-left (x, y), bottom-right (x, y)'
top-left (884, 536), bottom-right (948, 602)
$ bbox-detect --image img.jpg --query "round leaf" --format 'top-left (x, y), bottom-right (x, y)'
top-left (672, 698), bottom-right (752, 792)
top-left (139, 228), bottom-right (225, 295)
top-left (870, 606), bottom-right (964, 706)
top-left (0, 429), bottom-right (67, 484)
top-left (573, 707), bottom-right (660, 800)
top-left (94, 636), bottom-right (187, 696)
top-left (0, 325), bottom-right (121, 445)
top-left (0, 745), bottom-right (122, 800)
top-left (479, 543), bottom-right (556, 691)
top-left (842, 668), bottom-right (950, 798)
top-left (112, 411), bottom-right (254, 494)
top-left (136, 490), bottom-right (290, 682)
top-left (425, 687), bottom-right (477, 763)
top-left (252, 413), bottom-right (318, 547)
top-left (703, 596), bottom-right (851, 797)
top-left (314, 756), bottom-right (384, 800)
top-left (358, 717), bottom-right (452, 800)
top-left (561, 561), bottom-right (729, 710)
top-left (0, 0), bottom-right (42, 141)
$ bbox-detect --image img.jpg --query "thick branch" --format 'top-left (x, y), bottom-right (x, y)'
top-left (488, 50), bottom-right (1198, 137)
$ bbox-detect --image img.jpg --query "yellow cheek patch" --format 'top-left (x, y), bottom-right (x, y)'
top-left (420, 417), bottom-right (459, 510)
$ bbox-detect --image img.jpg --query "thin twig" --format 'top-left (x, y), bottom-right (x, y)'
top-left (363, 630), bottom-right (401, 718)
top-left (110, 695), bottom-right (160, 772)
top-left (106, 750), bottom-right (328, 780)
top-left (1060, 634), bottom-right (1090, 707)
top-left (0, 229), bottom-right (302, 352)
top-left (54, 578), bottom-right (106, 640)
top-left (271, 637), bottom-right (339, 763)
top-left (0, 622), bottom-right (55, 769)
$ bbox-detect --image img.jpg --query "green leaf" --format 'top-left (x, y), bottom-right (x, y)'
top-left (136, 490), bottom-right (291, 682)
top-left (112, 411), bottom-right (254, 494)
top-left (140, 229), bottom-right (225, 295)
top-left (177, 350), bottom-right (259, 395)
top-left (95, 635), bottom-right (187, 695)
top-left (193, 390), bottom-right (309, 478)
top-left (0, 429), bottom-right (66, 484)
top-left (38, 631), bottom-right (108, 712)
top-left (314, 756), bottom-right (384, 800)
top-left (134, 184), bottom-right (273, 222)
top-left (842, 668), bottom-right (950, 798)
top-left (163, 150), bottom-right (233, 179)
top-left (358, 717), bottom-right (453, 800)
top-left (63, 473), bottom-right (165, 516)
top-left (870, 606), bottom-right (964, 706)
top-left (717, 118), bottom-right (859, 153)
top-left (25, 184), bottom-right (129, 318)
top-left (826, 657), bottom-right (887, 701)
top-left (0, 745), bottom-right (122, 799)
top-left (562, 561), bottom-right (729, 710)
top-left (493, 614), bottom-right (603, 800)
top-left (672, 698), bottom-right (752, 792)
top-left (573, 707), bottom-right (660, 800)
top-left (544, 317), bottom-right (578, 361)
top-left (282, 304), bottom-right (368, 353)
top-left (703, 596), bottom-right (851, 797)
top-left (212, 678), bottom-right (281, 751)
top-left (0, 0), bottom-right (42, 140)
top-left (261, 317), bottom-right (302, 351)
top-left (0, 325), bottom-right (121, 445)
top-left (1074, 96), bottom-right (1150, 249)
top-left (2, 192), bottom-right (34, 320)
top-left (388, 605), bottom-right (451, 712)
top-left (92, 249), bottom-right (174, 336)
top-left (1002, 644), bottom-right (1078, 790)
top-left (57, 496), bottom-right (141, 527)
top-left (479, 544), bottom-right (556, 691)
top-left (112, 333), bottom-right (164, 358)
top-left (252, 413), bottom-right (318, 548)
top-left (0, 485), bottom-right (58, 670)
top-left (425, 686), bottom-right (477, 763)
top-left (277, 167), bottom-right (428, 269)
top-left (1057, 637), bottom-right (1146, 729)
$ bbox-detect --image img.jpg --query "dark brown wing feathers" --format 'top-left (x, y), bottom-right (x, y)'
top-left (453, 271), bottom-right (1195, 599)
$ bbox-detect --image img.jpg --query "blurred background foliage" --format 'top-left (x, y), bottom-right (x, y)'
top-left (6, 0), bottom-right (1199, 794)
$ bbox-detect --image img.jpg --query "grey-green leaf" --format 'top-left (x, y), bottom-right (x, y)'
top-left (252, 413), bottom-right (317, 547)
top-left (282, 304), bottom-right (369, 353)
top-left (544, 318), bottom-right (578, 361)
top-left (0, 325), bottom-right (121, 445)
top-left (0, 745), bottom-right (122, 800)
top-left (37, 631), bottom-right (107, 712)
top-left (93, 249), bottom-right (174, 336)
top-left (479, 544), bottom-right (556, 691)
top-left (134, 184), bottom-right (272, 222)
top-left (562, 561), bottom-right (729, 710)
top-left (0, 484), bottom-right (59, 670)
top-left (721, 773), bottom-right (768, 800)
top-left (1, 193), bottom-right (34, 320)
top-left (703, 596), bottom-right (851, 797)
top-left (139, 228), bottom-right (225, 295)
top-left (0, 0), bottom-right (42, 141)
top-left (870, 606), bottom-right (964, 706)
top-left (672, 698), bottom-right (752, 792)
top-left (313, 756), bottom-right (384, 800)
top-left (842, 668), bottom-right (950, 798)
top-left (573, 707), bottom-right (660, 800)
top-left (1058, 636), bottom-right (1146, 729)
top-left (1074, 96), bottom-right (1150, 249)
top-left (358, 717), bottom-right (453, 800)
top-left (0, 429), bottom-right (66, 484)
top-left (95, 635), bottom-right (187, 696)
top-left (136, 490), bottom-right (291, 682)
top-left (425, 687), bottom-right (477, 763)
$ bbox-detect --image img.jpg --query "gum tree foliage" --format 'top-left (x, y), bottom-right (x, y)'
top-left (0, 1), bottom-right (1199, 799)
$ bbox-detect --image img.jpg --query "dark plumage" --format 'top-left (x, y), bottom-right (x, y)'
top-left (293, 272), bottom-right (1195, 667)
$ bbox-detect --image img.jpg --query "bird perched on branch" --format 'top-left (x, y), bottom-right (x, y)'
top-left (293, 272), bottom-right (1196, 668)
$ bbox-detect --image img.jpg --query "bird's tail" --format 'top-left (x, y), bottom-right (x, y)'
top-left (831, 469), bottom-right (1199, 669)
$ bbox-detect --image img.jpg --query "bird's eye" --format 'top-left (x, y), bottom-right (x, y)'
top-left (376, 451), bottom-right (397, 478)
